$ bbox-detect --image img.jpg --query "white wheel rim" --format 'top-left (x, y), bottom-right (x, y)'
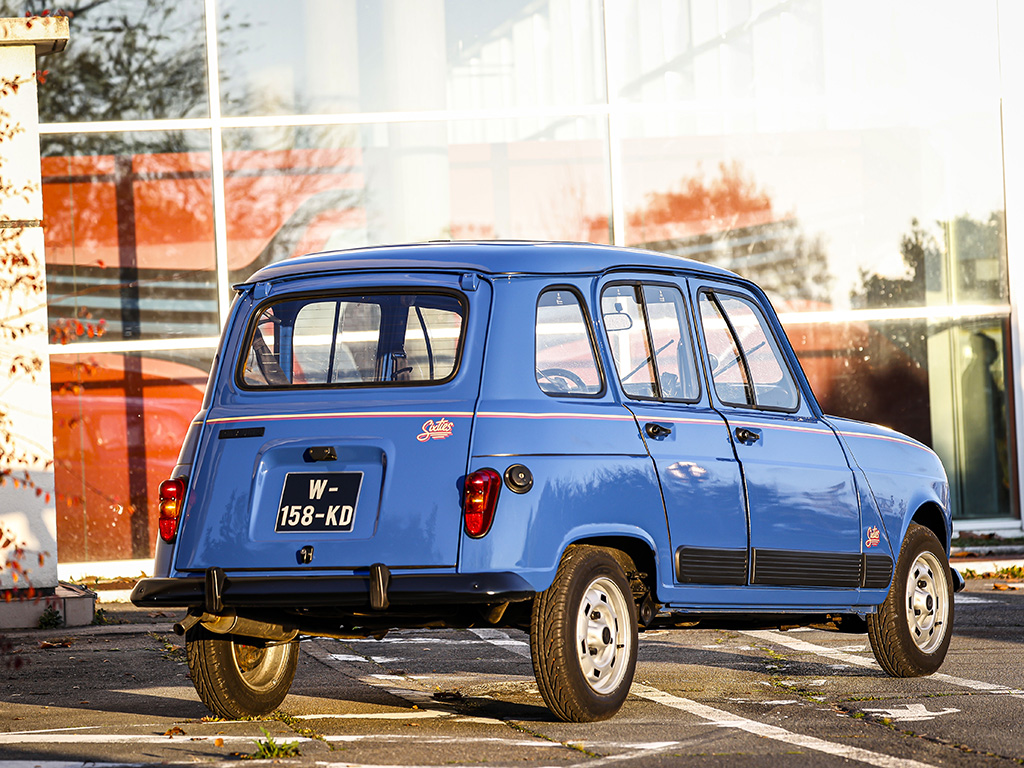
top-left (575, 576), bottom-right (632, 694)
top-left (232, 641), bottom-right (292, 692)
top-left (904, 551), bottom-right (949, 654)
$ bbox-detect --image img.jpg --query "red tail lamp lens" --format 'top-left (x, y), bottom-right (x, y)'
top-left (158, 477), bottom-right (186, 543)
top-left (463, 468), bottom-right (501, 538)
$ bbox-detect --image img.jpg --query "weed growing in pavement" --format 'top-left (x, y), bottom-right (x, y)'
top-left (37, 604), bottom-right (63, 629)
top-left (269, 711), bottom-right (332, 750)
top-left (250, 727), bottom-right (301, 759)
top-left (91, 608), bottom-right (125, 625)
top-left (149, 632), bottom-right (186, 663)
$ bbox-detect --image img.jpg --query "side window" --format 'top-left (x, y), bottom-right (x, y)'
top-left (699, 290), bottom-right (799, 411)
top-left (535, 288), bottom-right (603, 396)
top-left (641, 284), bottom-right (700, 401)
top-left (601, 282), bottom-right (700, 401)
top-left (404, 305), bottom-right (462, 382)
top-left (601, 285), bottom-right (655, 397)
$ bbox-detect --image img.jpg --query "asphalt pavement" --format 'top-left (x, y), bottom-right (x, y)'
top-left (1, 574), bottom-right (1023, 768)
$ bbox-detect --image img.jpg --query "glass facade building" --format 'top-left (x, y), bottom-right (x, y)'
top-left (5, 0), bottom-right (1019, 562)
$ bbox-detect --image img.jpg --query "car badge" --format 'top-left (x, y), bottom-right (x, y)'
top-left (417, 417), bottom-right (454, 442)
top-left (865, 526), bottom-right (881, 548)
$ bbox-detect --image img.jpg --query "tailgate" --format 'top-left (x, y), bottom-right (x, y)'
top-left (170, 277), bottom-right (489, 574)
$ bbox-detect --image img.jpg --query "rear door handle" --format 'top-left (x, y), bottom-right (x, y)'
top-left (734, 427), bottom-right (761, 445)
top-left (645, 422), bottom-right (673, 439)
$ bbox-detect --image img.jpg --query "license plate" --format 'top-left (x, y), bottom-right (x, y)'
top-left (275, 472), bottom-right (362, 532)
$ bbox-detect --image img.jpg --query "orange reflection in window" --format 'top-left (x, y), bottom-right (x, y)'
top-left (51, 355), bottom-right (206, 562)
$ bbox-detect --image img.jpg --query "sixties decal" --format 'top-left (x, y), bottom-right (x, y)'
top-left (865, 526), bottom-right (881, 548)
top-left (417, 417), bottom-right (454, 442)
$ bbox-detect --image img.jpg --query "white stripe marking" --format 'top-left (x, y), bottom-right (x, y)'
top-left (469, 628), bottom-right (532, 658)
top-left (742, 630), bottom-right (1024, 698)
top-left (631, 684), bottom-right (938, 768)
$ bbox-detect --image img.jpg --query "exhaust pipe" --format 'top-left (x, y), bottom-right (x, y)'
top-left (174, 610), bottom-right (388, 643)
top-left (174, 610), bottom-right (298, 643)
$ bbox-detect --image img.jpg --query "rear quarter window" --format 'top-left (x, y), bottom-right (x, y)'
top-left (239, 292), bottom-right (466, 389)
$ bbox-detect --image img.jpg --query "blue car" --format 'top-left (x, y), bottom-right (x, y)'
top-left (131, 241), bottom-right (962, 722)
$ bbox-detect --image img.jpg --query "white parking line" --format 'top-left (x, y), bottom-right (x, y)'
top-left (631, 684), bottom-right (938, 768)
top-left (468, 628), bottom-right (532, 658)
top-left (741, 630), bottom-right (1024, 699)
top-left (451, 628), bottom-right (943, 767)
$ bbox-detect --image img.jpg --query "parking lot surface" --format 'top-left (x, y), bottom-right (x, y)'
top-left (1, 578), bottom-right (1022, 767)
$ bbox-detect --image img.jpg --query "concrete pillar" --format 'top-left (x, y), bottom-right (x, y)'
top-left (0, 17), bottom-right (80, 626)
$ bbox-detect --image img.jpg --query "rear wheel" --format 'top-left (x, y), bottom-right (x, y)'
top-left (530, 546), bottom-right (638, 722)
top-left (185, 626), bottom-right (298, 719)
top-left (867, 523), bottom-right (954, 677)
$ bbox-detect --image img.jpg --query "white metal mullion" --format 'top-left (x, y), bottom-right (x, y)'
top-left (602, 0), bottom-right (626, 246)
top-left (203, 0), bottom-right (231, 330)
top-left (39, 117), bottom-right (213, 134)
top-left (998, 0), bottom-right (1024, 531)
top-left (48, 337), bottom-right (220, 356)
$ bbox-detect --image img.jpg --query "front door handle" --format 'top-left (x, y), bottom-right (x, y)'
top-left (645, 422), bottom-right (673, 439)
top-left (734, 427), bottom-right (761, 445)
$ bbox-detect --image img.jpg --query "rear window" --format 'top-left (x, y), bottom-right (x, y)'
top-left (239, 292), bottom-right (466, 388)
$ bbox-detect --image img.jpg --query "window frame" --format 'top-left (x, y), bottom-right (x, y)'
top-left (601, 280), bottom-right (703, 404)
top-left (697, 288), bottom-right (801, 414)
top-left (534, 285), bottom-right (607, 399)
top-left (235, 288), bottom-right (469, 391)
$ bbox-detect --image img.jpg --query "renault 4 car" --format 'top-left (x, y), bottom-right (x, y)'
top-left (131, 241), bottom-right (963, 722)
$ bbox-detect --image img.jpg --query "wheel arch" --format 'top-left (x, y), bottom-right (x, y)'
top-left (567, 535), bottom-right (658, 597)
top-left (911, 502), bottom-right (950, 553)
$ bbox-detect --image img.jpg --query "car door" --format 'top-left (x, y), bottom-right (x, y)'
top-left (599, 277), bottom-right (749, 589)
top-left (692, 280), bottom-right (864, 589)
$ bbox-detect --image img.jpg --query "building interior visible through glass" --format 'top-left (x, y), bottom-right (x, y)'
top-left (5, 0), bottom-right (1012, 561)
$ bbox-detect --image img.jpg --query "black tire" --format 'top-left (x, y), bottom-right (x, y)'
top-left (867, 523), bottom-right (954, 677)
top-left (185, 626), bottom-right (299, 719)
top-left (530, 545), bottom-right (638, 722)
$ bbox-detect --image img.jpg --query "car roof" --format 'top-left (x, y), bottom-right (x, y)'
top-left (241, 240), bottom-right (739, 285)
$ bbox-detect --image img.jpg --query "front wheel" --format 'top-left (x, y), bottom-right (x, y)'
top-left (530, 546), bottom-right (639, 722)
top-left (867, 523), bottom-right (954, 677)
top-left (186, 626), bottom-right (298, 719)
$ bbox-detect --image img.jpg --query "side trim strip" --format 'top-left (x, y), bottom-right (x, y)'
top-left (676, 546), bottom-right (748, 585)
top-left (751, 549), bottom-right (862, 589)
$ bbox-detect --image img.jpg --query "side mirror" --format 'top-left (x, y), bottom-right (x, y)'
top-left (604, 312), bottom-right (633, 332)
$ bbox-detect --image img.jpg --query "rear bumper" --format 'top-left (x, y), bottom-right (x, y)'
top-left (130, 570), bottom-right (535, 609)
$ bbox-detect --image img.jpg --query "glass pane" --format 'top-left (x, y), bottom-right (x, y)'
top-left (242, 294), bottom-right (463, 388)
top-left (51, 349), bottom-right (213, 561)
top-left (601, 285), bottom-right (656, 399)
top-left (42, 132), bottom-right (220, 342)
top-left (223, 118), bottom-right (610, 281)
top-left (405, 306), bottom-right (463, 382)
top-left (788, 314), bottom-right (1017, 521)
top-left (716, 294), bottom-right (798, 410)
top-left (22, 0), bottom-right (210, 123)
top-left (535, 289), bottom-right (601, 396)
top-left (216, 0), bottom-right (605, 116)
top-left (955, 324), bottom-right (1013, 519)
top-left (699, 294), bottom-right (751, 407)
top-left (641, 284), bottom-right (700, 401)
top-left (612, 2), bottom-right (1007, 313)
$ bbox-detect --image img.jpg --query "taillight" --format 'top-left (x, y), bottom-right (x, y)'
top-left (158, 477), bottom-right (186, 543)
top-left (463, 468), bottom-right (501, 538)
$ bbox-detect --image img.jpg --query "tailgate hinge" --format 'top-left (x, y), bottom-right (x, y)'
top-left (369, 563), bottom-right (391, 611)
top-left (205, 567), bottom-right (226, 614)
